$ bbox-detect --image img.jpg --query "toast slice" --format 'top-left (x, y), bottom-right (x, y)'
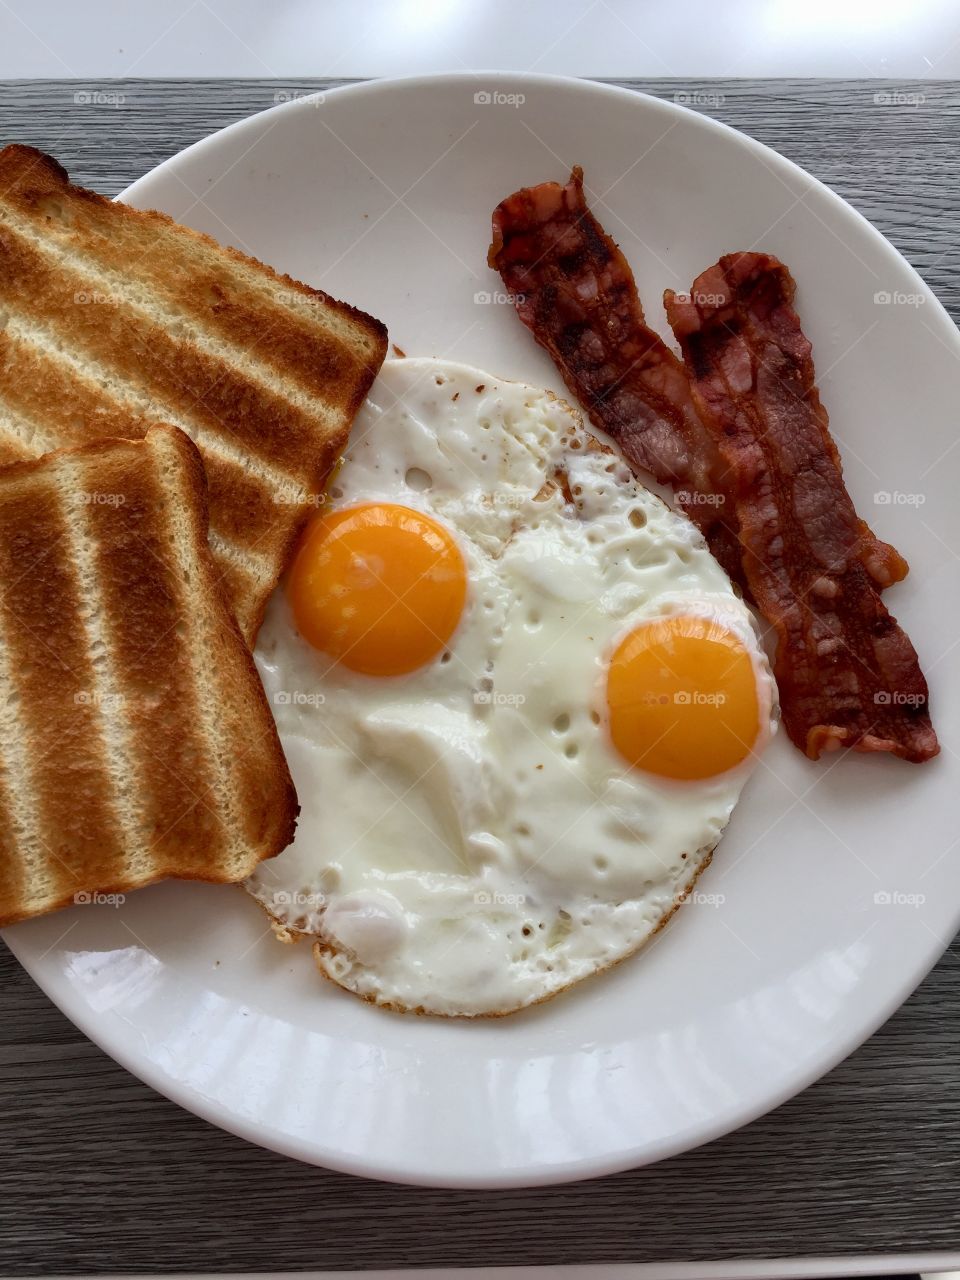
top-left (0, 424), bottom-right (297, 926)
top-left (0, 144), bottom-right (388, 643)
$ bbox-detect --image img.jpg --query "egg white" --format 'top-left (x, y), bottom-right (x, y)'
top-left (247, 358), bottom-right (776, 1016)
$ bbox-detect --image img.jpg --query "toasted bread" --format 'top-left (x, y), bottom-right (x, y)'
top-left (0, 144), bottom-right (388, 643)
top-left (0, 424), bottom-right (297, 926)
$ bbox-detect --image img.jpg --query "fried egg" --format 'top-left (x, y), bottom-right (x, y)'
top-left (247, 358), bottom-right (776, 1017)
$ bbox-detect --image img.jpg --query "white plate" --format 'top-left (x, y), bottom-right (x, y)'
top-left (4, 73), bottom-right (959, 1188)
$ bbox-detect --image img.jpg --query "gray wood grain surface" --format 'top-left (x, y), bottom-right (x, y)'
top-left (0, 77), bottom-right (958, 1275)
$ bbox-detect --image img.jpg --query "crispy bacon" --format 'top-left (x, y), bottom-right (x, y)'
top-left (664, 253), bottom-right (937, 762)
top-left (489, 167), bottom-right (743, 582)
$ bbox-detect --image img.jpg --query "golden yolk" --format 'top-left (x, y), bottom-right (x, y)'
top-left (287, 503), bottom-right (467, 676)
top-left (606, 615), bottom-right (762, 780)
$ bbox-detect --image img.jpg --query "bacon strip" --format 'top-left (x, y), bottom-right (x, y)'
top-left (489, 167), bottom-right (743, 582)
top-left (664, 253), bottom-right (937, 762)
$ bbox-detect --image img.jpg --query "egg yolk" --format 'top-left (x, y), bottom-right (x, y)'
top-left (606, 615), bottom-right (762, 780)
top-left (287, 503), bottom-right (467, 676)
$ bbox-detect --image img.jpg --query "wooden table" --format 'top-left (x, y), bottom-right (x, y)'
top-left (0, 78), bottom-right (957, 1275)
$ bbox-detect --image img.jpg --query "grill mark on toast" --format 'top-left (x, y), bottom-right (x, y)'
top-left (0, 311), bottom-right (315, 496)
top-left (7, 318), bottom-right (297, 559)
top-left (205, 255), bottom-right (385, 360)
top-left (0, 146), bottom-right (383, 369)
top-left (0, 206), bottom-right (350, 427)
top-left (51, 451), bottom-right (148, 878)
top-left (5, 200), bottom-right (373, 411)
top-left (0, 313), bottom-right (291, 584)
top-left (0, 323), bottom-right (299, 560)
top-left (0, 324), bottom-right (138, 452)
top-left (0, 232), bottom-right (342, 483)
top-left (207, 527), bottom-right (272, 590)
top-left (0, 474), bottom-right (123, 906)
top-left (199, 451), bottom-right (304, 555)
top-left (77, 434), bottom-right (229, 870)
